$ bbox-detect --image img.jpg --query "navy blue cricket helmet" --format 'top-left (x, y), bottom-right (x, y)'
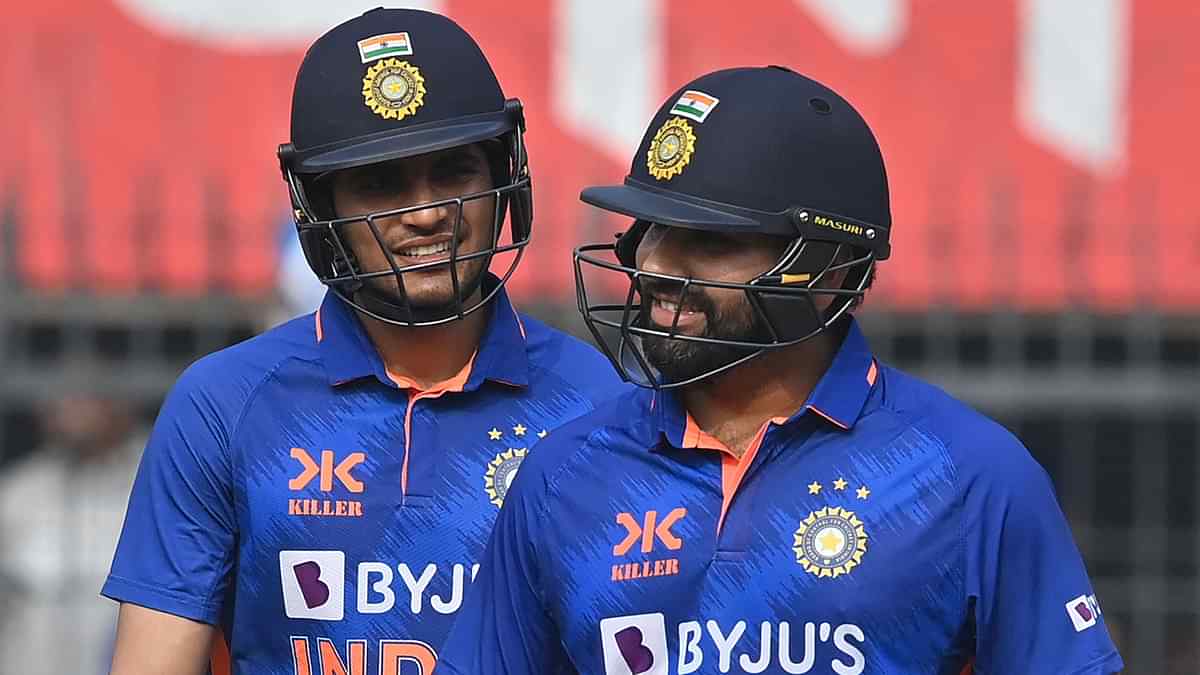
top-left (278, 7), bottom-right (531, 326)
top-left (575, 66), bottom-right (891, 388)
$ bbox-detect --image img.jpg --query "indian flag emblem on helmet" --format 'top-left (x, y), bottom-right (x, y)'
top-left (362, 58), bottom-right (426, 121)
top-left (669, 90), bottom-right (720, 123)
top-left (647, 117), bottom-right (697, 181)
top-left (357, 32), bottom-right (413, 63)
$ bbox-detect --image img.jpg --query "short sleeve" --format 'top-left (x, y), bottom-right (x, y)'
top-left (439, 457), bottom-right (572, 674)
top-left (965, 440), bottom-right (1123, 675)
top-left (100, 364), bottom-right (239, 625)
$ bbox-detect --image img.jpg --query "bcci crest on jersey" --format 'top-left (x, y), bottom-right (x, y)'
top-left (793, 507), bottom-right (868, 578)
top-left (484, 448), bottom-right (527, 507)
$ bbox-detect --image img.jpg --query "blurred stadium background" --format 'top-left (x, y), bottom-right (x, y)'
top-left (0, 1), bottom-right (1196, 673)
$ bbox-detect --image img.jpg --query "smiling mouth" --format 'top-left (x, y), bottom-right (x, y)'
top-left (394, 240), bottom-right (453, 258)
top-left (650, 296), bottom-right (699, 316)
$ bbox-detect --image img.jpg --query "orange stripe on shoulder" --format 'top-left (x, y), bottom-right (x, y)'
top-left (210, 631), bottom-right (231, 675)
top-left (807, 405), bottom-right (850, 430)
top-left (866, 359), bottom-right (878, 385)
top-left (314, 308), bottom-right (324, 343)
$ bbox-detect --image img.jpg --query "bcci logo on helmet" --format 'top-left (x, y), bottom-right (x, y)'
top-left (362, 58), bottom-right (426, 121)
top-left (646, 118), bottom-right (696, 181)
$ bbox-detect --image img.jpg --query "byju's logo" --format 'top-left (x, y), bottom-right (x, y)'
top-left (1065, 593), bottom-right (1103, 632)
top-left (280, 550), bottom-right (345, 620)
top-left (600, 613), bottom-right (668, 675)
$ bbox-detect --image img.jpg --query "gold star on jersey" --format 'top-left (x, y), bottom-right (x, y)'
top-left (793, 506), bottom-right (868, 578)
top-left (647, 117), bottom-right (696, 181)
top-left (362, 58), bottom-right (426, 120)
top-left (484, 448), bottom-right (527, 508)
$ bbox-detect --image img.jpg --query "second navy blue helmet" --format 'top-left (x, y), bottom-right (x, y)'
top-left (575, 66), bottom-right (891, 388)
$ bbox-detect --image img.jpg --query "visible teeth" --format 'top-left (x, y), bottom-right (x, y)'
top-left (656, 298), bottom-right (693, 314)
top-left (398, 241), bottom-right (450, 257)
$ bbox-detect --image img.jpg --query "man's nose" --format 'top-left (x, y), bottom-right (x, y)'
top-left (393, 178), bottom-right (450, 231)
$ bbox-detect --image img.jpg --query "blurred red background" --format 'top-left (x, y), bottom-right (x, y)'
top-left (2, 0), bottom-right (1196, 309)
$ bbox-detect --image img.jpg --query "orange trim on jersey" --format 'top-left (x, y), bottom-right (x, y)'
top-left (395, 353), bottom-right (476, 496)
top-left (314, 308), bottom-right (324, 343)
top-left (806, 405), bottom-right (850, 430)
top-left (959, 658), bottom-right (974, 675)
top-left (513, 306), bottom-right (527, 339)
top-left (210, 631), bottom-right (231, 675)
top-left (681, 414), bottom-right (786, 534)
top-left (866, 359), bottom-right (878, 386)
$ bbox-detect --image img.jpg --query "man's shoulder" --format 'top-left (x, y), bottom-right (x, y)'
top-left (166, 313), bottom-right (321, 418)
top-left (517, 312), bottom-right (629, 396)
top-left (514, 388), bottom-right (651, 495)
top-left (874, 363), bottom-right (1040, 485)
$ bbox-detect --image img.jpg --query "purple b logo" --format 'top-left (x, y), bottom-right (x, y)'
top-left (1074, 601), bottom-right (1094, 622)
top-left (292, 561), bottom-right (330, 609)
top-left (614, 626), bottom-right (655, 674)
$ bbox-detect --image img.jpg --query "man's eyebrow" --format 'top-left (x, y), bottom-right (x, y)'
top-left (438, 146), bottom-right (486, 163)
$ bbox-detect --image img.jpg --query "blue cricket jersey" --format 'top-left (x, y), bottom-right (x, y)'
top-left (440, 318), bottom-right (1123, 675)
top-left (102, 277), bottom-right (628, 675)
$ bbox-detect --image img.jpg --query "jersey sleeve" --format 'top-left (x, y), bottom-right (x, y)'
top-left (100, 362), bottom-right (239, 625)
top-left (439, 452), bottom-right (572, 674)
top-left (964, 434), bottom-right (1123, 675)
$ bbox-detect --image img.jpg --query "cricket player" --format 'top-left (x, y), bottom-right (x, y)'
top-left (102, 8), bottom-right (626, 674)
top-left (440, 66), bottom-right (1123, 674)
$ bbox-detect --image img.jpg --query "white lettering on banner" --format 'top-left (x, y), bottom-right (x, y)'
top-left (797, 0), bottom-right (1128, 170)
top-left (1019, 0), bottom-right (1128, 170)
top-left (795, 0), bottom-right (907, 53)
top-left (556, 0), bottom-right (663, 161)
top-left (112, 0), bottom-right (443, 47)
top-left (120, 0), bottom-right (1129, 173)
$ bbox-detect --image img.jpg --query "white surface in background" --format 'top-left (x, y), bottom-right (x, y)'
top-left (796, 0), bottom-right (908, 54)
top-left (1019, 0), bottom-right (1128, 171)
top-left (554, 0), bottom-right (663, 162)
top-left (112, 0), bottom-right (444, 48)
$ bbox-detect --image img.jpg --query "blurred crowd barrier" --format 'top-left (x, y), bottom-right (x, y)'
top-left (0, 1), bottom-right (1197, 673)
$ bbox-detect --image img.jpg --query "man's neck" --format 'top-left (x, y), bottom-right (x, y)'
top-left (358, 290), bottom-right (489, 390)
top-left (681, 329), bottom-right (841, 459)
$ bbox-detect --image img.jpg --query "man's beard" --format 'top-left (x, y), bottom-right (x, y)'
top-left (636, 282), bottom-right (774, 386)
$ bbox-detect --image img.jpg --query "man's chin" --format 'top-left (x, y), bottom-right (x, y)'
top-left (640, 332), bottom-right (766, 385)
top-left (363, 266), bottom-right (486, 305)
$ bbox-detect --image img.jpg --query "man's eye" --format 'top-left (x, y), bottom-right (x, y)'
top-left (355, 175), bottom-right (391, 192)
top-left (699, 234), bottom-right (734, 249)
top-left (437, 161), bottom-right (484, 181)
